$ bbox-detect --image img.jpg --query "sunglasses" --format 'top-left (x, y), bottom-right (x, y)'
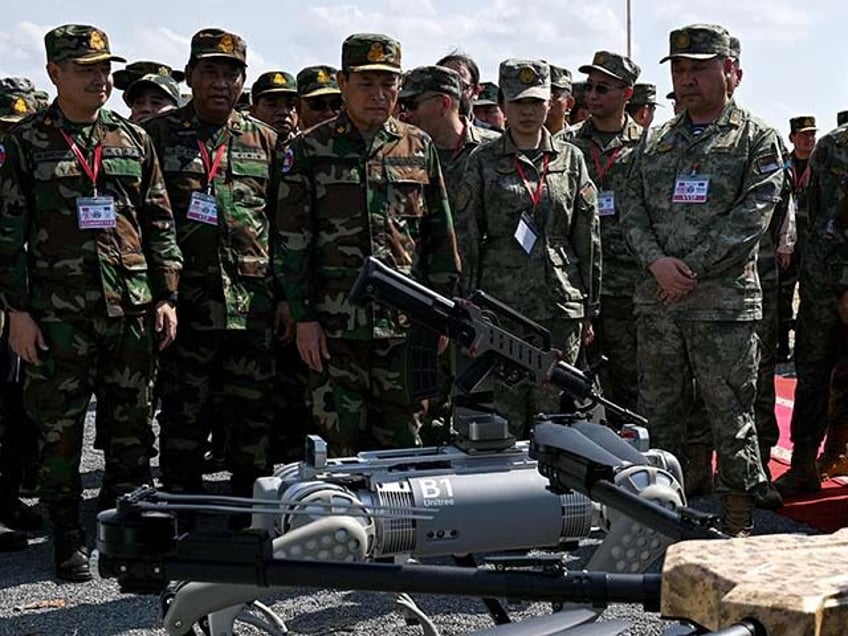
top-left (304, 96), bottom-right (343, 111)
top-left (584, 82), bottom-right (626, 95)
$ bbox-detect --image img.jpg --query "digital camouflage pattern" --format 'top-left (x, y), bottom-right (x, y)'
top-left (341, 33), bottom-right (401, 73)
top-left (0, 77), bottom-right (39, 123)
top-left (660, 23), bottom-right (731, 62)
top-left (44, 24), bottom-right (126, 64)
top-left (630, 83), bottom-right (658, 106)
top-left (621, 99), bottom-right (785, 321)
top-left (578, 51), bottom-right (640, 86)
top-left (399, 65), bottom-right (462, 100)
top-left (113, 60), bottom-right (185, 91)
top-left (143, 104), bottom-right (278, 331)
top-left (189, 28), bottom-right (247, 65)
top-left (275, 110), bottom-right (460, 340)
top-left (549, 64), bottom-right (572, 91)
top-left (499, 59), bottom-right (550, 101)
top-left (0, 104), bottom-right (182, 320)
top-left (662, 529), bottom-right (848, 635)
top-left (297, 65), bottom-right (340, 98)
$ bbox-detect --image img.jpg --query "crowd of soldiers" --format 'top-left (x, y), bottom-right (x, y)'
top-left (1, 19), bottom-right (847, 585)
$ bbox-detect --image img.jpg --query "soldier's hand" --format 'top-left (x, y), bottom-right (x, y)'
top-left (296, 321), bottom-right (330, 373)
top-left (437, 336), bottom-right (449, 355)
top-left (9, 311), bottom-right (48, 365)
top-left (649, 257), bottom-right (698, 301)
top-left (154, 301), bottom-right (178, 350)
top-left (275, 302), bottom-right (295, 343)
top-left (582, 319), bottom-right (595, 345)
top-left (838, 291), bottom-right (848, 325)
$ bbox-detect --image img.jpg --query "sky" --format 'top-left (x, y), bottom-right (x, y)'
top-left (0, 0), bottom-right (841, 140)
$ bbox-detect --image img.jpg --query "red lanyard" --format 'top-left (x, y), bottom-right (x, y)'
top-left (60, 130), bottom-right (103, 196)
top-left (590, 144), bottom-right (621, 187)
top-left (197, 140), bottom-right (227, 193)
top-left (514, 154), bottom-right (551, 210)
top-left (791, 161), bottom-right (810, 189)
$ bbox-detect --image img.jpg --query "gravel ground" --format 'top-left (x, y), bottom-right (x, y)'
top-left (0, 397), bottom-right (815, 636)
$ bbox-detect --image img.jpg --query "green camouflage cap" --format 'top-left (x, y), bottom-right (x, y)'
top-left (399, 65), bottom-right (461, 99)
top-left (474, 81), bottom-right (499, 106)
top-left (123, 74), bottom-right (181, 107)
top-left (190, 28), bottom-right (247, 66)
top-left (729, 36), bottom-right (741, 62)
top-left (44, 24), bottom-right (126, 65)
top-left (114, 61), bottom-right (184, 91)
top-left (631, 83), bottom-right (659, 106)
top-left (33, 89), bottom-right (50, 111)
top-left (499, 59), bottom-right (550, 101)
top-left (0, 77), bottom-right (39, 123)
top-left (839, 111), bottom-right (848, 127)
top-left (251, 71), bottom-right (297, 102)
top-left (297, 65), bottom-right (340, 98)
top-left (789, 115), bottom-right (817, 134)
top-left (579, 50), bottom-right (640, 86)
top-left (660, 24), bottom-right (731, 63)
top-left (549, 64), bottom-right (572, 92)
top-left (341, 33), bottom-right (401, 73)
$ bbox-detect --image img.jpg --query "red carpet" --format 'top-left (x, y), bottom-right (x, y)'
top-left (771, 375), bottom-right (848, 533)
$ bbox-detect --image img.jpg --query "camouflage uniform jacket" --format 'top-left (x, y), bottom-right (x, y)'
top-left (0, 103), bottom-right (181, 321)
top-left (436, 122), bottom-right (500, 214)
top-left (458, 128), bottom-right (601, 320)
top-left (143, 103), bottom-right (278, 331)
top-left (275, 111), bottom-right (461, 340)
top-left (569, 114), bottom-right (643, 297)
top-left (810, 124), bottom-right (848, 294)
top-left (620, 99), bottom-right (784, 321)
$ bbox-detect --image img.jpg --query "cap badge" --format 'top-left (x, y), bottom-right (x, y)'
top-left (273, 73), bottom-right (286, 86)
top-left (89, 30), bottom-right (106, 51)
top-left (674, 32), bottom-right (691, 50)
top-left (367, 42), bottom-right (388, 63)
top-left (218, 34), bottom-right (235, 54)
top-left (594, 52), bottom-right (609, 65)
top-left (316, 69), bottom-right (330, 84)
top-left (157, 66), bottom-right (169, 76)
top-left (13, 97), bottom-right (28, 115)
top-left (518, 67), bottom-right (537, 86)
top-left (804, 117), bottom-right (814, 128)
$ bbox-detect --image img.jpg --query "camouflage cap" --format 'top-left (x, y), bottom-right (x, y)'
top-left (251, 71), bottom-right (297, 102)
top-left (579, 51), bottom-right (640, 86)
top-left (631, 83), bottom-right (659, 106)
top-left (33, 89), bottom-right (50, 111)
top-left (789, 115), bottom-right (817, 134)
top-left (399, 65), bottom-right (461, 99)
top-left (839, 111), bottom-right (848, 127)
top-left (113, 61), bottom-right (184, 91)
top-left (44, 24), bottom-right (126, 65)
top-left (660, 24), bottom-right (732, 63)
top-left (729, 36), bottom-right (741, 62)
top-left (0, 77), bottom-right (39, 123)
top-left (499, 59), bottom-right (550, 101)
top-left (474, 81), bottom-right (500, 106)
top-left (123, 74), bottom-right (182, 107)
top-left (342, 33), bottom-right (401, 73)
top-left (549, 64), bottom-right (573, 92)
top-left (190, 28), bottom-right (247, 66)
top-left (297, 65), bottom-right (340, 98)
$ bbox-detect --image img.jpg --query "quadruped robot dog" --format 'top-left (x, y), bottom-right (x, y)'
top-left (96, 258), bottom-right (772, 636)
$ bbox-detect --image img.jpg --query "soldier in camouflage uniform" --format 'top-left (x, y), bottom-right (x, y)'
top-left (776, 116), bottom-right (848, 496)
top-left (569, 81), bottom-right (589, 125)
top-left (472, 82), bottom-right (505, 133)
top-left (0, 25), bottom-right (182, 579)
top-left (276, 33), bottom-right (461, 457)
top-left (250, 71), bottom-right (299, 141)
top-left (625, 83), bottom-right (660, 129)
top-left (620, 25), bottom-right (783, 535)
top-left (545, 64), bottom-right (573, 137)
top-left (570, 51), bottom-right (642, 426)
top-left (0, 77), bottom-right (44, 552)
top-left (457, 59), bottom-right (601, 439)
top-left (114, 61), bottom-right (183, 123)
top-left (144, 29), bottom-right (277, 511)
top-left (296, 66), bottom-right (343, 131)
top-left (777, 116), bottom-right (817, 361)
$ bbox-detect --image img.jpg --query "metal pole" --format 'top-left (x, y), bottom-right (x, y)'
top-left (626, 0), bottom-right (632, 57)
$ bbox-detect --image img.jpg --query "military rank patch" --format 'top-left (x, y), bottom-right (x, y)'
top-left (0, 144), bottom-right (6, 168)
top-left (755, 152), bottom-right (781, 174)
top-left (280, 147), bottom-right (295, 174)
top-left (580, 180), bottom-right (597, 201)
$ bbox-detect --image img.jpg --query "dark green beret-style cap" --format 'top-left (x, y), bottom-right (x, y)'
top-left (342, 33), bottom-right (401, 73)
top-left (44, 24), bottom-right (126, 65)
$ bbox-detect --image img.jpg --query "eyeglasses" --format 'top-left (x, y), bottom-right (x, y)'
top-left (584, 82), bottom-right (626, 95)
top-left (304, 96), bottom-right (343, 111)
top-left (401, 94), bottom-right (442, 112)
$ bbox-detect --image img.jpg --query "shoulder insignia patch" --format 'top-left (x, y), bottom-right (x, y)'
top-left (281, 147), bottom-right (295, 174)
top-left (580, 180), bottom-right (597, 201)
top-left (755, 152), bottom-right (781, 174)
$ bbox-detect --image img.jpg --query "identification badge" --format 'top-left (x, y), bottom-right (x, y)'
top-left (187, 191), bottom-right (219, 225)
top-left (598, 190), bottom-right (616, 217)
top-left (672, 175), bottom-right (711, 204)
top-left (514, 211), bottom-right (539, 255)
top-left (76, 196), bottom-right (117, 230)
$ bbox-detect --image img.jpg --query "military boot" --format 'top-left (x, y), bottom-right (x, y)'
top-left (684, 443), bottom-right (714, 498)
top-left (774, 444), bottom-right (821, 498)
top-left (818, 425), bottom-right (848, 479)
top-left (49, 503), bottom-right (91, 582)
top-left (752, 445), bottom-right (783, 510)
top-left (720, 492), bottom-right (754, 538)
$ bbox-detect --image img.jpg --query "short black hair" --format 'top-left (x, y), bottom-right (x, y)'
top-left (436, 50), bottom-right (480, 87)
